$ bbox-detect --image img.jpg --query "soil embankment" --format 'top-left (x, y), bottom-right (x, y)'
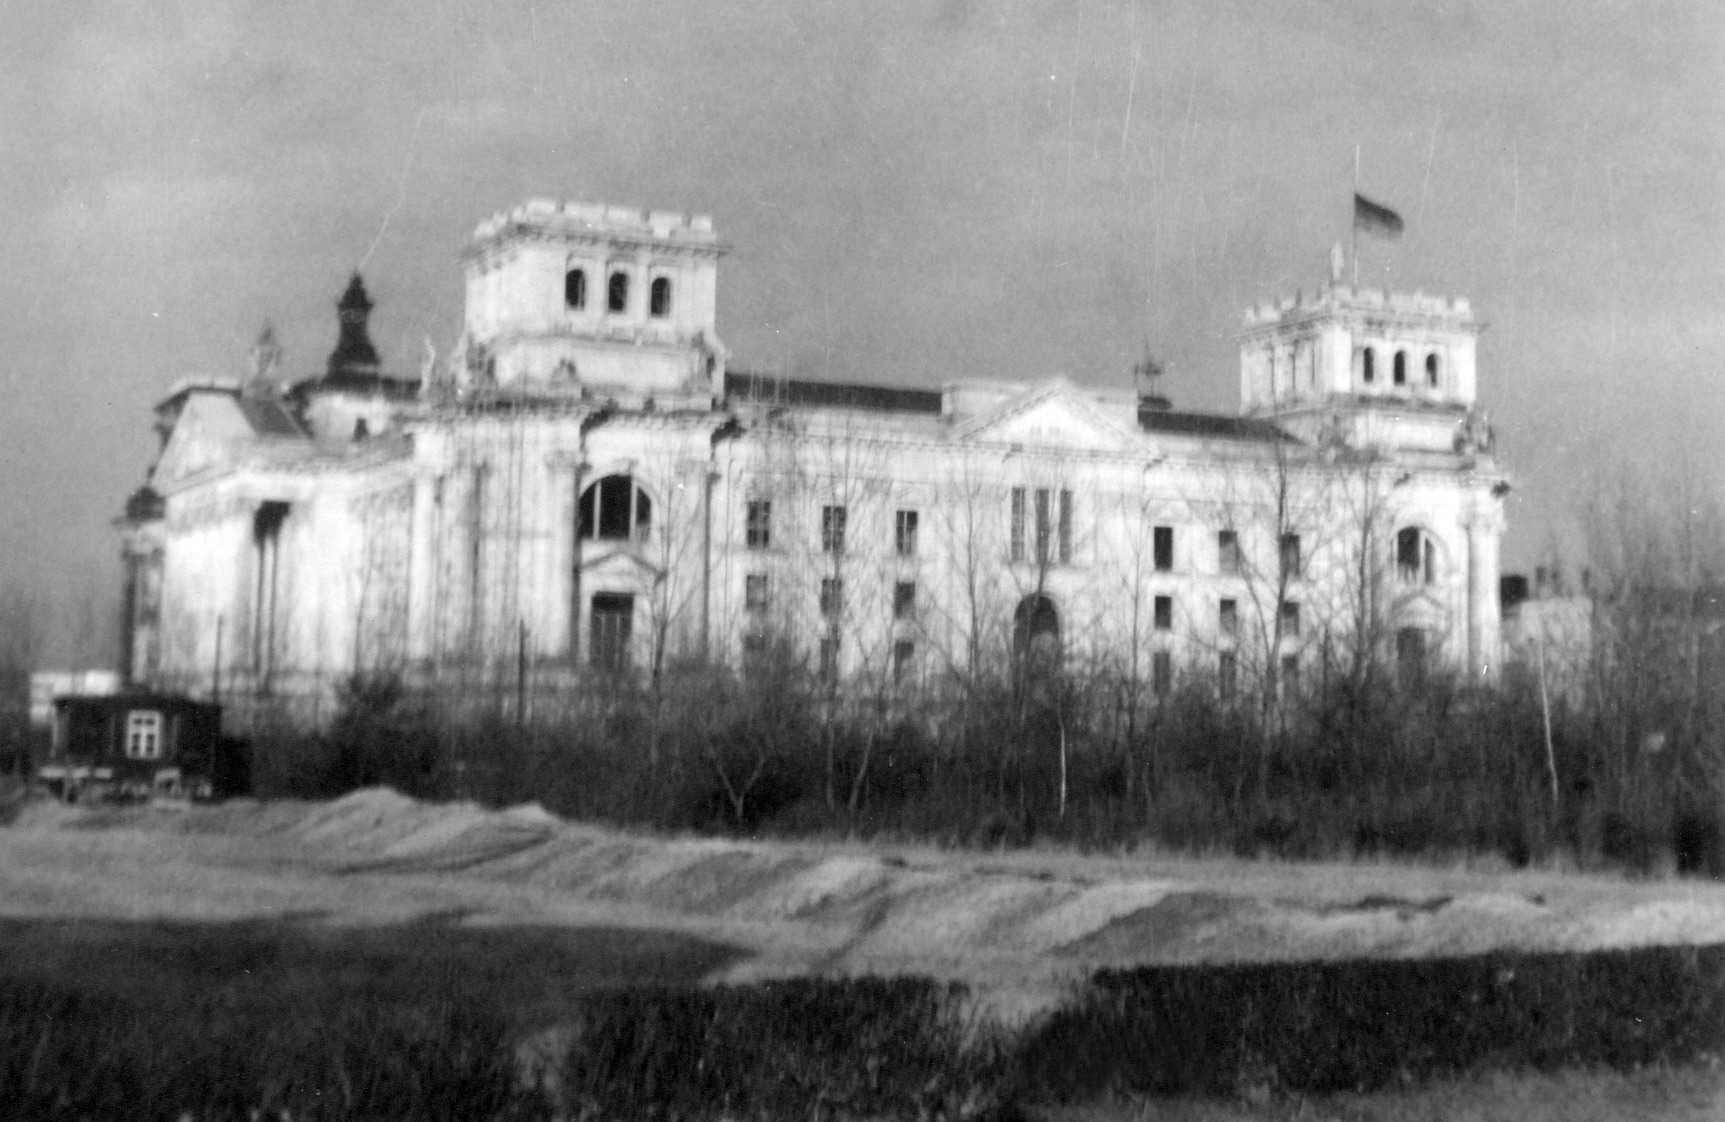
top-left (7, 789), bottom-right (1725, 1020)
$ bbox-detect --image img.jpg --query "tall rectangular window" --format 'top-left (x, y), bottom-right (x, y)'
top-left (1280, 533), bottom-right (1303, 580)
top-left (821, 505), bottom-right (847, 555)
top-left (1218, 529), bottom-right (1242, 576)
top-left (820, 578), bottom-right (843, 618)
top-left (894, 581), bottom-right (917, 621)
top-left (1218, 651), bottom-right (1237, 701)
top-left (1397, 627), bottom-right (1427, 687)
top-left (1034, 489), bottom-right (1052, 564)
top-left (1058, 490), bottom-right (1073, 564)
top-left (1153, 595), bottom-right (1173, 631)
top-left (125, 710), bottom-right (163, 760)
top-left (893, 639), bottom-right (916, 683)
top-left (1280, 601), bottom-right (1301, 638)
top-left (1010, 488), bottom-right (1026, 562)
top-left (895, 510), bottom-right (919, 556)
top-left (745, 574), bottom-right (769, 613)
top-left (746, 500), bottom-right (772, 549)
top-left (1219, 598), bottom-right (1238, 638)
top-left (1152, 651), bottom-right (1173, 695)
top-left (1153, 526), bottom-right (1174, 572)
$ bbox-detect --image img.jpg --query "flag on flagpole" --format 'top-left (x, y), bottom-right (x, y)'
top-left (1353, 193), bottom-right (1404, 238)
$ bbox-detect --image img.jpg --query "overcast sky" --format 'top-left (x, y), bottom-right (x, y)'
top-left (4, 0), bottom-right (1721, 662)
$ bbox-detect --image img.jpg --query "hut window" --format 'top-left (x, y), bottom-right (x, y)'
top-left (125, 710), bottom-right (163, 760)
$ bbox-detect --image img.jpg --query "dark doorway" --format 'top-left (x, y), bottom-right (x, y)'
top-left (1013, 594), bottom-right (1061, 664)
top-left (591, 593), bottom-right (634, 671)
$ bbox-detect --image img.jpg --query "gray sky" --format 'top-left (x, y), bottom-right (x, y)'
top-left (4, 0), bottom-right (1721, 662)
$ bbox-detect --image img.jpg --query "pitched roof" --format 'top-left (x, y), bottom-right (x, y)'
top-left (234, 396), bottom-right (307, 438)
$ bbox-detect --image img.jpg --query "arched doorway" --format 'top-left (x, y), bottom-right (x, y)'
top-left (1013, 594), bottom-right (1061, 665)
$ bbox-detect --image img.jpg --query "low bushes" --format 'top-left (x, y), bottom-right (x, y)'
top-left (4, 928), bottom-right (1723, 1119)
top-left (1019, 943), bottom-right (1725, 1100)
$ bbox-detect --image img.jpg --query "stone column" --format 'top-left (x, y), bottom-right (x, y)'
top-left (1464, 500), bottom-right (1504, 683)
top-left (405, 471), bottom-right (439, 667)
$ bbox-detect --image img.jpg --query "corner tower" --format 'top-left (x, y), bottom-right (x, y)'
top-left (1238, 285), bottom-right (1481, 453)
top-left (457, 199), bottom-right (726, 405)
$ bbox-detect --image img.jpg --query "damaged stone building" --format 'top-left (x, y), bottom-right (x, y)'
top-left (120, 199), bottom-right (1509, 725)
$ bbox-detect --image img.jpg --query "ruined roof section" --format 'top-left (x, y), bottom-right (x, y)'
top-left (725, 371), bottom-right (944, 414)
top-left (234, 397), bottom-right (307, 439)
top-left (468, 199), bottom-right (721, 257)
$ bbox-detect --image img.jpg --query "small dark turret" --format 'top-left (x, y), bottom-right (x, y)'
top-left (327, 273), bottom-right (381, 382)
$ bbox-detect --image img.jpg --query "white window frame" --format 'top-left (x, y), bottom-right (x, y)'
top-left (126, 710), bottom-right (163, 761)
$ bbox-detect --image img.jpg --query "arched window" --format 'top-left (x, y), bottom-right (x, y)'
top-left (565, 268), bottom-right (587, 310)
top-left (1013, 593), bottom-right (1061, 664)
top-left (1425, 353), bottom-right (1440, 388)
top-left (1362, 347), bottom-right (1376, 384)
top-left (650, 277), bottom-right (671, 317)
top-left (607, 271), bottom-right (629, 314)
top-left (1393, 350), bottom-right (1408, 386)
top-left (579, 475), bottom-right (651, 542)
top-left (1395, 526), bottom-right (1437, 585)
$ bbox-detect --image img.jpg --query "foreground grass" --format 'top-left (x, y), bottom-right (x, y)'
top-left (4, 916), bottom-right (1723, 1120)
top-left (1048, 1063), bottom-right (1725, 1121)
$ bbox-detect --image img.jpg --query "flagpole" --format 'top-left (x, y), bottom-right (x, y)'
top-left (1352, 145), bottom-right (1360, 288)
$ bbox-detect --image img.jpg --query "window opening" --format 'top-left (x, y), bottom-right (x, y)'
top-left (1010, 488), bottom-right (1026, 562)
top-left (1362, 347), bottom-right (1376, 384)
top-left (1426, 353), bottom-right (1440, 387)
top-left (1281, 654), bottom-right (1300, 697)
top-left (818, 637), bottom-right (839, 683)
top-left (1280, 533), bottom-right (1302, 579)
top-left (607, 271), bottom-right (629, 313)
top-left (1394, 350), bottom-right (1408, 386)
top-left (650, 277), bottom-right (671, 317)
top-left (895, 510), bottom-right (919, 556)
top-left (126, 710), bottom-right (163, 760)
top-left (893, 640), bottom-right (916, 683)
top-left (565, 268), bottom-right (587, 309)
top-left (1153, 595), bottom-right (1173, 632)
top-left (894, 581), bottom-right (917, 621)
top-left (1034, 489), bottom-right (1052, 564)
top-left (745, 574), bottom-right (769, 613)
top-left (1396, 527), bottom-right (1435, 585)
top-left (1153, 526), bottom-right (1174, 572)
top-left (579, 475), bottom-right (651, 542)
top-left (746, 500), bottom-right (772, 549)
top-left (1219, 598), bottom-right (1238, 637)
top-left (1218, 652), bottom-right (1237, 701)
top-left (1152, 651), bottom-right (1172, 695)
top-left (1218, 529), bottom-right (1242, 576)
top-left (1058, 489), bottom-right (1073, 564)
top-left (1280, 601), bottom-right (1301, 638)
top-left (821, 505), bottom-right (847, 555)
top-left (590, 594), bottom-right (634, 670)
top-left (820, 578), bottom-right (843, 618)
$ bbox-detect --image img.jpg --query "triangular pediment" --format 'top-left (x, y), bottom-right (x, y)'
top-left (153, 393), bottom-right (255, 488)
top-left (956, 382), bottom-right (1140, 452)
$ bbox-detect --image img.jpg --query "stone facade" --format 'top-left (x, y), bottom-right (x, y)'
top-left (120, 199), bottom-right (1510, 725)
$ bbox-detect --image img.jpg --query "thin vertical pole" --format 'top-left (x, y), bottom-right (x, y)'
top-left (516, 618), bottom-right (527, 726)
top-left (213, 615), bottom-right (224, 704)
